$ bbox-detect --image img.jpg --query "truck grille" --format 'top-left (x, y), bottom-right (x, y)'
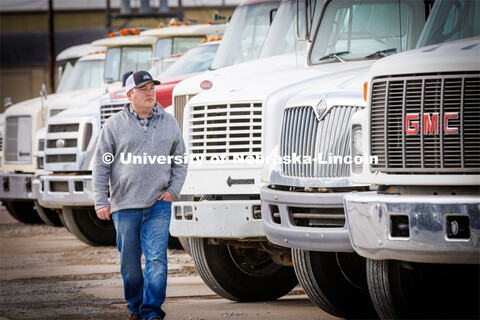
top-left (5, 115), bottom-right (32, 162)
top-left (280, 106), bottom-right (360, 178)
top-left (174, 94), bottom-right (196, 132)
top-left (188, 102), bottom-right (262, 160)
top-left (100, 103), bottom-right (123, 127)
top-left (370, 73), bottom-right (480, 173)
top-left (45, 123), bottom-right (80, 165)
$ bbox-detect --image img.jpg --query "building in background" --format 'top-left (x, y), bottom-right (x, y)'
top-left (0, 0), bottom-right (240, 111)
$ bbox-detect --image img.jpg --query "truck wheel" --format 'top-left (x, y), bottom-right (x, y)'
top-left (189, 238), bottom-right (297, 301)
top-left (4, 200), bottom-right (44, 224)
top-left (62, 206), bottom-right (116, 246)
top-left (292, 249), bottom-right (376, 318)
top-left (367, 259), bottom-right (480, 319)
top-left (179, 237), bottom-right (190, 254)
top-left (34, 201), bottom-right (62, 227)
top-left (58, 211), bottom-right (70, 231)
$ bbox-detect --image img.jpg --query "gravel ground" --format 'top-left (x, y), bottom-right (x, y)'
top-left (0, 209), bottom-right (197, 320)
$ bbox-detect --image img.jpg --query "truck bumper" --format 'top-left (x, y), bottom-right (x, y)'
top-left (170, 200), bottom-right (264, 238)
top-left (0, 172), bottom-right (35, 201)
top-left (34, 175), bottom-right (94, 209)
top-left (344, 192), bottom-right (480, 264)
top-left (261, 186), bottom-right (353, 252)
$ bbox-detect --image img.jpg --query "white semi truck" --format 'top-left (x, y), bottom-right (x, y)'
top-left (32, 2), bottom-right (276, 246)
top-left (0, 50), bottom-right (106, 225)
top-left (170, 0), bottom-right (430, 303)
top-left (343, 0), bottom-right (480, 318)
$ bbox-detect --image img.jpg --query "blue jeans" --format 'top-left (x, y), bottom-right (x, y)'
top-left (112, 200), bottom-right (171, 320)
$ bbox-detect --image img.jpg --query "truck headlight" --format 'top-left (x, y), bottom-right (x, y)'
top-left (352, 126), bottom-right (363, 156)
top-left (352, 126), bottom-right (363, 174)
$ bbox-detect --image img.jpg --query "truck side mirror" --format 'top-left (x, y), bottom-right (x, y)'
top-left (4, 97), bottom-right (12, 109)
top-left (40, 84), bottom-right (48, 100)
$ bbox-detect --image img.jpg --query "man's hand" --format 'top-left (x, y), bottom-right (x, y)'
top-left (157, 191), bottom-right (174, 202)
top-left (96, 206), bottom-right (111, 220)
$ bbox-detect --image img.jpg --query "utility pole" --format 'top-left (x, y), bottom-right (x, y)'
top-left (47, 0), bottom-right (55, 92)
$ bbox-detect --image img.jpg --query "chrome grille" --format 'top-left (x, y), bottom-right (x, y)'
top-left (281, 106), bottom-right (360, 178)
top-left (188, 102), bottom-right (262, 160)
top-left (5, 115), bottom-right (32, 162)
top-left (100, 103), bottom-right (123, 127)
top-left (174, 94), bottom-right (196, 132)
top-left (48, 124), bottom-right (79, 133)
top-left (370, 73), bottom-right (480, 173)
top-left (45, 122), bottom-right (79, 166)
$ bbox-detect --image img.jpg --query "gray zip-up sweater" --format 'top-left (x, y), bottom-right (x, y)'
top-left (93, 103), bottom-right (187, 212)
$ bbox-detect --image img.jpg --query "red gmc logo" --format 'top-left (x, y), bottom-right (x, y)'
top-left (405, 113), bottom-right (459, 135)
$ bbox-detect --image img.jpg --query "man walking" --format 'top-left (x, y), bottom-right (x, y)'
top-left (93, 70), bottom-right (187, 320)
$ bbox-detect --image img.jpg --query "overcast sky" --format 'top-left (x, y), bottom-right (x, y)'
top-left (0, 0), bottom-right (242, 11)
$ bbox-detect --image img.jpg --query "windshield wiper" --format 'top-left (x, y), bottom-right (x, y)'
top-left (319, 51), bottom-right (350, 62)
top-left (365, 48), bottom-right (397, 59)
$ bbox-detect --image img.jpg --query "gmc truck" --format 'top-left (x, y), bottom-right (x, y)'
top-left (344, 0), bottom-right (480, 318)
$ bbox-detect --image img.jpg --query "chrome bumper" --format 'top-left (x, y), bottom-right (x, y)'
top-left (260, 186), bottom-right (353, 252)
top-left (170, 200), bottom-right (264, 238)
top-left (0, 172), bottom-right (35, 200)
top-left (344, 192), bottom-right (480, 264)
top-left (34, 174), bottom-right (94, 209)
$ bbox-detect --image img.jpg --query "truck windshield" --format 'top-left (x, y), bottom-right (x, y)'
top-left (157, 43), bottom-right (220, 79)
top-left (310, 0), bottom-right (426, 64)
top-left (211, 1), bottom-right (280, 70)
top-left (260, 0), bottom-right (323, 58)
top-left (56, 59), bottom-right (104, 93)
top-left (416, 0), bottom-right (480, 48)
top-left (104, 46), bottom-right (152, 82)
top-left (155, 36), bottom-right (207, 58)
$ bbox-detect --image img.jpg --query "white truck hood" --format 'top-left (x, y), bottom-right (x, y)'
top-left (48, 98), bottom-right (100, 123)
top-left (190, 60), bottom-right (374, 105)
top-left (172, 51), bottom-right (308, 97)
top-left (5, 86), bottom-right (106, 118)
top-left (369, 36), bottom-right (480, 78)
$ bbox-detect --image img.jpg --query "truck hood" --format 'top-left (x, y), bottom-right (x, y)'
top-left (5, 87), bottom-right (105, 116)
top-left (369, 36), bottom-right (480, 78)
top-left (49, 98), bottom-right (100, 123)
top-left (190, 60), bottom-right (374, 104)
top-left (48, 86), bottom-right (106, 111)
top-left (172, 51), bottom-right (308, 96)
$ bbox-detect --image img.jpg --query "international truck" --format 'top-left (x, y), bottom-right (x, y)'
top-left (171, 0), bottom-right (432, 305)
top-left (31, 1), bottom-right (278, 246)
top-left (343, 0), bottom-right (480, 318)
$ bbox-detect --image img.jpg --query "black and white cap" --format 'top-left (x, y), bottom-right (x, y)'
top-left (125, 71), bottom-right (160, 92)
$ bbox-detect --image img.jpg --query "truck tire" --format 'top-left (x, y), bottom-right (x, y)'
top-left (292, 249), bottom-right (376, 318)
top-left (58, 212), bottom-right (70, 231)
top-left (62, 206), bottom-right (116, 246)
top-left (189, 238), bottom-right (297, 301)
top-left (178, 237), bottom-right (190, 254)
top-left (4, 200), bottom-right (44, 224)
top-left (366, 259), bottom-right (480, 319)
top-left (34, 201), bottom-right (62, 227)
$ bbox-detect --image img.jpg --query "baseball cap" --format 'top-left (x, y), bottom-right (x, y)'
top-left (125, 71), bottom-right (160, 92)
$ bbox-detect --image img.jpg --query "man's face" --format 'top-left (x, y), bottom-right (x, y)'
top-left (127, 82), bottom-right (156, 109)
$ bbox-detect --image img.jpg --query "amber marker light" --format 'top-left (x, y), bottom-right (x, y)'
top-left (364, 82), bottom-right (368, 102)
